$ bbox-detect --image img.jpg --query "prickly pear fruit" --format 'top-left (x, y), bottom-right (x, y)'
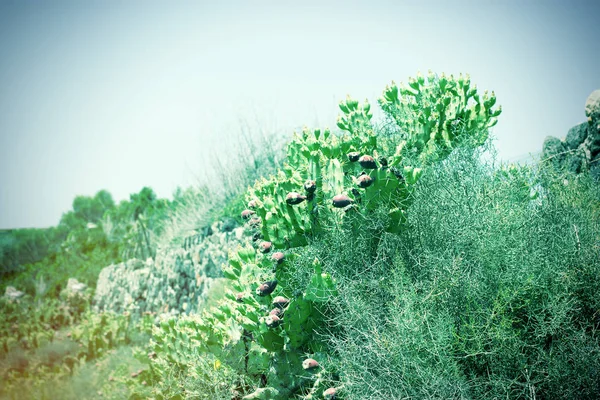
top-left (248, 217), bottom-right (262, 227)
top-left (302, 358), bottom-right (320, 371)
top-left (271, 252), bottom-right (285, 264)
top-left (304, 180), bottom-right (317, 194)
top-left (272, 296), bottom-right (289, 309)
top-left (266, 314), bottom-right (281, 328)
top-left (286, 192), bottom-right (307, 205)
top-left (256, 280), bottom-right (277, 296)
top-left (259, 241), bottom-right (273, 254)
top-left (357, 174), bottom-right (374, 188)
top-left (269, 308), bottom-right (282, 317)
top-left (358, 155), bottom-right (377, 169)
top-left (241, 209), bottom-right (255, 220)
top-left (347, 152), bottom-right (361, 162)
top-left (323, 387), bottom-right (337, 399)
top-left (332, 194), bottom-right (353, 208)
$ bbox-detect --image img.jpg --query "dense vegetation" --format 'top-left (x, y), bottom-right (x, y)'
top-left (1, 187), bottom-right (171, 297)
top-left (1, 72), bottom-right (599, 399)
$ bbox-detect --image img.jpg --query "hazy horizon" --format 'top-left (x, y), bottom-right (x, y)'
top-left (1, 0), bottom-right (599, 229)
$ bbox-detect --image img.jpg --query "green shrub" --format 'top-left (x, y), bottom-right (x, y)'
top-left (325, 148), bottom-right (600, 399)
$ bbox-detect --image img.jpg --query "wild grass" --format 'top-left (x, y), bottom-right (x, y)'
top-left (158, 122), bottom-right (287, 248)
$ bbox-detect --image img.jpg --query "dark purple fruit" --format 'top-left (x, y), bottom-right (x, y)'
top-left (323, 387), bottom-right (337, 399)
top-left (347, 152), bottom-right (361, 162)
top-left (247, 200), bottom-right (258, 209)
top-left (259, 241), bottom-right (272, 254)
top-left (248, 217), bottom-right (262, 227)
top-left (256, 280), bottom-right (277, 296)
top-left (235, 293), bottom-right (245, 303)
top-left (332, 194), bottom-right (353, 208)
top-left (286, 192), bottom-right (307, 205)
top-left (304, 180), bottom-right (317, 194)
top-left (358, 155), bottom-right (377, 169)
top-left (241, 209), bottom-right (255, 220)
top-left (302, 358), bottom-right (320, 371)
top-left (357, 174), bottom-right (375, 188)
top-left (272, 296), bottom-right (289, 309)
top-left (378, 156), bottom-right (388, 167)
top-left (271, 252), bottom-right (285, 264)
top-left (265, 314), bottom-right (281, 328)
top-left (269, 308), bottom-right (282, 317)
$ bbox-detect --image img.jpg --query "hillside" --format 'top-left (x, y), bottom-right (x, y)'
top-left (1, 75), bottom-right (599, 400)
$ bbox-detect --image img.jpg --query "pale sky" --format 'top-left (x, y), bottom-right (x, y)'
top-left (1, 0), bottom-right (599, 229)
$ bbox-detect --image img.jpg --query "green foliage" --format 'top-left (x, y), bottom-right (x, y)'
top-left (9, 71), bottom-right (600, 400)
top-left (2, 187), bottom-right (174, 298)
top-left (378, 71), bottom-right (500, 162)
top-left (325, 148), bottom-right (600, 399)
top-left (0, 227), bottom-right (64, 281)
top-left (177, 71), bottom-right (503, 399)
top-left (104, 186), bottom-right (171, 261)
top-left (0, 292), bottom-right (154, 399)
top-left (70, 311), bottom-right (132, 361)
top-left (0, 291), bottom-right (91, 357)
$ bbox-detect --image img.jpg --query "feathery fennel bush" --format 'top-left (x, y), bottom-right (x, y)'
top-left (325, 147), bottom-right (600, 399)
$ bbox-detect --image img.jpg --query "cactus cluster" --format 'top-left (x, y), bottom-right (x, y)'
top-left (218, 244), bottom-right (338, 398)
top-left (243, 101), bottom-right (419, 246)
top-left (379, 71), bottom-right (501, 162)
top-left (157, 72), bottom-right (500, 399)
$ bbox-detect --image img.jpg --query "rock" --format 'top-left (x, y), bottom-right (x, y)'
top-left (66, 278), bottom-right (87, 294)
top-left (565, 149), bottom-right (585, 174)
top-left (591, 155), bottom-right (600, 180)
top-left (584, 127), bottom-right (600, 159)
top-left (565, 122), bottom-right (588, 150)
top-left (234, 227), bottom-right (245, 241)
top-left (542, 136), bottom-right (567, 164)
top-left (221, 217), bottom-right (238, 233)
top-left (4, 286), bottom-right (25, 301)
top-left (585, 89), bottom-right (600, 124)
top-left (541, 90), bottom-right (600, 179)
top-left (201, 224), bottom-right (213, 237)
top-left (93, 220), bottom-right (249, 317)
top-left (585, 89), bottom-right (600, 158)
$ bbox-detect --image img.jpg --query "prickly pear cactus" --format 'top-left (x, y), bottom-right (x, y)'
top-left (220, 246), bottom-right (338, 398)
top-left (157, 72), bottom-right (501, 400)
top-left (379, 70), bottom-right (501, 162)
top-left (245, 98), bottom-right (413, 246)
